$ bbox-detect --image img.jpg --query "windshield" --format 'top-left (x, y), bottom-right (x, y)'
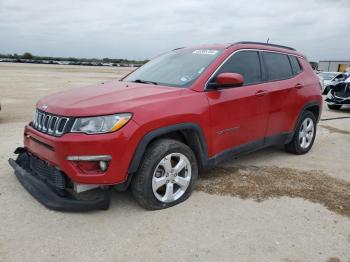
top-left (319, 72), bottom-right (338, 80)
top-left (123, 48), bottom-right (223, 87)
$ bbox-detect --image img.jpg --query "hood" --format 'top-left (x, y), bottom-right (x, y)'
top-left (37, 80), bottom-right (185, 116)
top-left (323, 80), bottom-right (331, 85)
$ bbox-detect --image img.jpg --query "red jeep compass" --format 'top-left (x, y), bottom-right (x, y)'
top-left (9, 42), bottom-right (322, 211)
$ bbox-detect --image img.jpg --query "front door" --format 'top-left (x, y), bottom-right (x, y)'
top-left (206, 50), bottom-right (270, 156)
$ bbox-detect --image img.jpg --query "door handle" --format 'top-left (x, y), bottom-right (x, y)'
top-left (295, 83), bottom-right (303, 89)
top-left (255, 90), bottom-right (268, 96)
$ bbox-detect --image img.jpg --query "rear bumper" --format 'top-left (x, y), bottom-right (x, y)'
top-left (8, 149), bottom-right (110, 212)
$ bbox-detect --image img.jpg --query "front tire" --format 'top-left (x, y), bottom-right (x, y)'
top-left (327, 104), bottom-right (342, 110)
top-left (131, 139), bottom-right (198, 210)
top-left (285, 111), bottom-right (317, 155)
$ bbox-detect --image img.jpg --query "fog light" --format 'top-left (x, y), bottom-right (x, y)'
top-left (67, 155), bottom-right (111, 174)
top-left (74, 161), bottom-right (100, 173)
top-left (99, 161), bottom-right (108, 171)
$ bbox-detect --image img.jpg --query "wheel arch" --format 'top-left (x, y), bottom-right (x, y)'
top-left (304, 103), bottom-right (321, 122)
top-left (128, 123), bottom-right (209, 175)
top-left (285, 101), bottom-right (321, 145)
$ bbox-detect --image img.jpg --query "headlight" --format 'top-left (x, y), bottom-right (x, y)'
top-left (71, 113), bottom-right (132, 134)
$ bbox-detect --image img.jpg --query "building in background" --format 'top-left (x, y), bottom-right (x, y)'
top-left (318, 60), bottom-right (350, 72)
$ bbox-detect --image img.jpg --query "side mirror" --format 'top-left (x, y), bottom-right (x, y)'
top-left (211, 73), bottom-right (244, 89)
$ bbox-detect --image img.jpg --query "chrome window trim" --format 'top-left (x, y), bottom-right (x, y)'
top-left (204, 48), bottom-right (304, 90)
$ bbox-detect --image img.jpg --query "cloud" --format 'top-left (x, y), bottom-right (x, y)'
top-left (0, 0), bottom-right (349, 61)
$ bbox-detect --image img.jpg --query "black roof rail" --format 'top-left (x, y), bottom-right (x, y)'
top-left (230, 41), bottom-right (296, 51)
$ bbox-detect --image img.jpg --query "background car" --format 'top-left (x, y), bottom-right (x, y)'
top-left (317, 71), bottom-right (347, 94)
top-left (325, 76), bottom-right (350, 110)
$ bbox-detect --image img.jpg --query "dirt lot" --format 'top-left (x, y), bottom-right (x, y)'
top-left (0, 63), bottom-right (349, 262)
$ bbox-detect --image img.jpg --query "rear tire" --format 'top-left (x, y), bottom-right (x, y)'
top-left (327, 104), bottom-right (342, 110)
top-left (131, 139), bottom-right (198, 210)
top-left (285, 111), bottom-right (317, 155)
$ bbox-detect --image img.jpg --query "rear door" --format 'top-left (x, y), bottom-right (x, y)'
top-left (261, 51), bottom-right (302, 137)
top-left (206, 50), bottom-right (270, 155)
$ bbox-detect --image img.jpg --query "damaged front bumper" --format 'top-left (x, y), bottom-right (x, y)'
top-left (8, 148), bottom-right (110, 212)
top-left (325, 83), bottom-right (350, 105)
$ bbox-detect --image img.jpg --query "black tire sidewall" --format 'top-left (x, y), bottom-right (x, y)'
top-left (132, 139), bottom-right (198, 209)
top-left (292, 111), bottom-right (317, 154)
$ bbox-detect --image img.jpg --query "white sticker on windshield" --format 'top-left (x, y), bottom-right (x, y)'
top-left (180, 76), bottom-right (188, 82)
top-left (192, 50), bottom-right (219, 55)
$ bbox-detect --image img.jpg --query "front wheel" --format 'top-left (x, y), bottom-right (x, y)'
top-left (327, 104), bottom-right (342, 110)
top-left (131, 139), bottom-right (198, 210)
top-left (285, 111), bottom-right (317, 155)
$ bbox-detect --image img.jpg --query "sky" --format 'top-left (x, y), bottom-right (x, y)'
top-left (0, 0), bottom-right (349, 61)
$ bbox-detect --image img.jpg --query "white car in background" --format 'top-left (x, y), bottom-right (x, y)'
top-left (318, 71), bottom-right (347, 94)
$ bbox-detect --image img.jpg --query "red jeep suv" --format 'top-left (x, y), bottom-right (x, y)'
top-left (9, 42), bottom-right (322, 211)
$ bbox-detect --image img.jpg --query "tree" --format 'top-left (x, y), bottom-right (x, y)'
top-left (22, 52), bottom-right (33, 60)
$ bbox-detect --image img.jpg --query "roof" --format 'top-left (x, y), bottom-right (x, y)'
top-left (232, 41), bottom-right (296, 51)
top-left (230, 41), bottom-right (304, 58)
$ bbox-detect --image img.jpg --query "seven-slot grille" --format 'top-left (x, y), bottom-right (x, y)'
top-left (32, 109), bottom-right (70, 136)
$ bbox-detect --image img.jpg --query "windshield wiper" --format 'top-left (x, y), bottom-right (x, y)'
top-left (132, 79), bottom-right (158, 85)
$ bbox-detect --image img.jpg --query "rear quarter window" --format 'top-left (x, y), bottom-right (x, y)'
top-left (262, 52), bottom-right (293, 81)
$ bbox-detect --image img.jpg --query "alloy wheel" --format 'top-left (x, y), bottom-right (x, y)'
top-left (299, 117), bottom-right (314, 149)
top-left (152, 153), bottom-right (192, 203)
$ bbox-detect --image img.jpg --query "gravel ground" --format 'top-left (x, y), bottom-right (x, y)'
top-left (0, 63), bottom-right (349, 262)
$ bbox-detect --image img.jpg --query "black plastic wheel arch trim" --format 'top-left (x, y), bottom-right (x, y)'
top-left (128, 123), bottom-right (209, 174)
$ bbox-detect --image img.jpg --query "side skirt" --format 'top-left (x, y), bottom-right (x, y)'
top-left (206, 132), bottom-right (293, 167)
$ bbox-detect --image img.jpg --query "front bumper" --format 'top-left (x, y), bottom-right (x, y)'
top-left (325, 96), bottom-right (350, 105)
top-left (23, 120), bottom-right (141, 185)
top-left (9, 149), bottom-right (110, 211)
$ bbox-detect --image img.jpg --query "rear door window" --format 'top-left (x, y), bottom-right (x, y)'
top-left (262, 52), bottom-right (293, 81)
top-left (289, 56), bottom-right (302, 75)
top-left (213, 51), bottom-right (262, 85)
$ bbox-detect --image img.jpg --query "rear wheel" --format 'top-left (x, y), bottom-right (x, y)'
top-left (131, 139), bottom-right (198, 210)
top-left (285, 111), bottom-right (317, 155)
top-left (327, 104), bottom-right (342, 110)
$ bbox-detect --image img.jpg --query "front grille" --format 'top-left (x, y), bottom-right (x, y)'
top-left (334, 84), bottom-right (350, 99)
top-left (32, 109), bottom-right (70, 137)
